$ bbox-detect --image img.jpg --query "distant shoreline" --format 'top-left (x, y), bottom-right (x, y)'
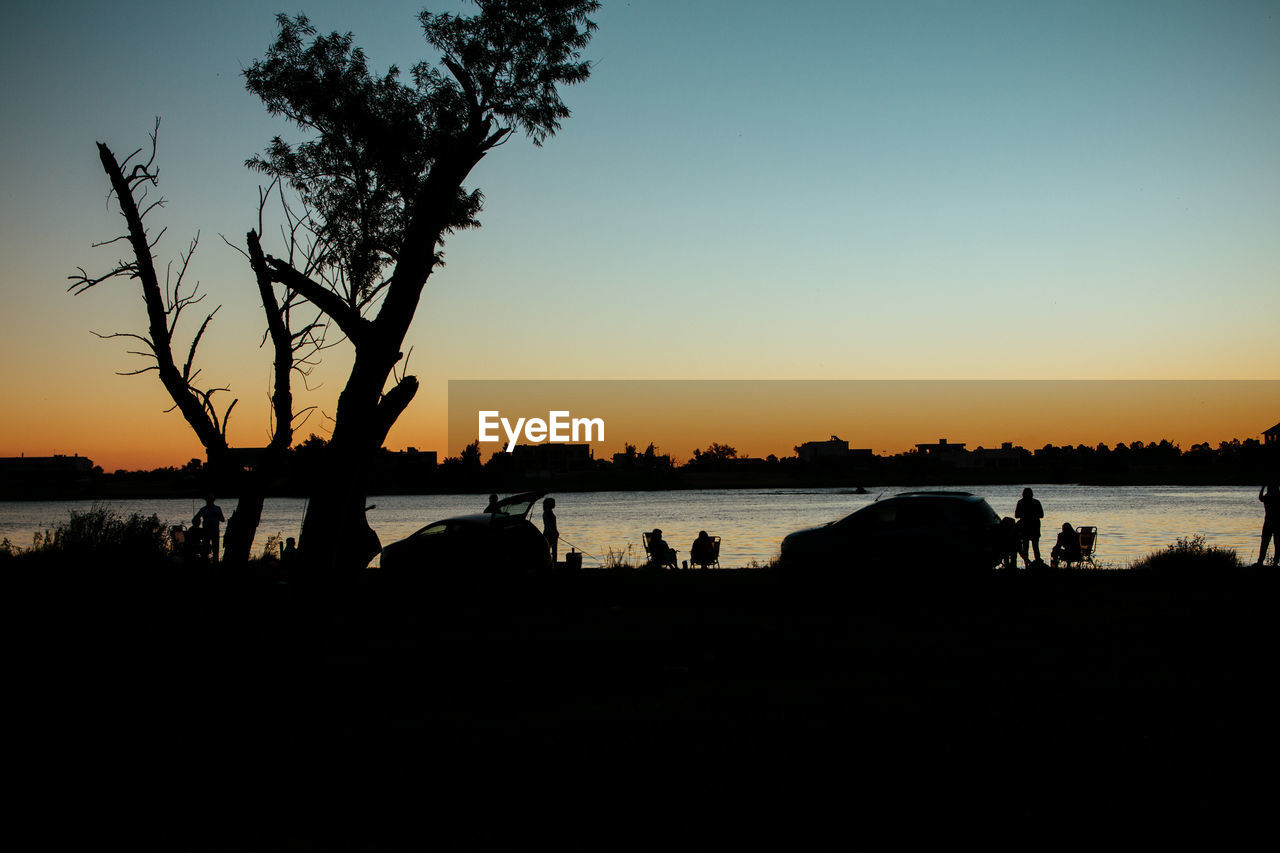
top-left (2, 469), bottom-right (1271, 502)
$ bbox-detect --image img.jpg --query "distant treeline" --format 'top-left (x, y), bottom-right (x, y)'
top-left (4, 435), bottom-right (1276, 501)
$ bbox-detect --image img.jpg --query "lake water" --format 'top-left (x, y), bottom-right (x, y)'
top-left (0, 485), bottom-right (1268, 568)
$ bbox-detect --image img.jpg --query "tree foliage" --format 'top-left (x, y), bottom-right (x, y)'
top-left (692, 443), bottom-right (739, 463)
top-left (244, 0), bottom-right (598, 307)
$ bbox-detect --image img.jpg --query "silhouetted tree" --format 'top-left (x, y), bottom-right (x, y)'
top-left (692, 443), bottom-right (739, 464)
top-left (295, 434), bottom-right (330, 455)
top-left (617, 443), bottom-right (638, 468)
top-left (243, 2), bottom-right (599, 575)
top-left (71, 123), bottom-right (327, 564)
top-left (460, 440), bottom-right (483, 468)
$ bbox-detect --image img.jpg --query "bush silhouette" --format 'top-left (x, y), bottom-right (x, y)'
top-left (1129, 534), bottom-right (1240, 575)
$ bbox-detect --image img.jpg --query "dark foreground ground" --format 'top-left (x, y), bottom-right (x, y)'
top-left (14, 562), bottom-right (1280, 849)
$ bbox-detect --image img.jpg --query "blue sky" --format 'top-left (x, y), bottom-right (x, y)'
top-left (1, 1), bottom-right (1277, 468)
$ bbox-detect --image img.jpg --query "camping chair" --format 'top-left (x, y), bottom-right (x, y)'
top-left (1062, 526), bottom-right (1098, 569)
top-left (642, 531), bottom-right (679, 569)
top-left (690, 536), bottom-right (721, 570)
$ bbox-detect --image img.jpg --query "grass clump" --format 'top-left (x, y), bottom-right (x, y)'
top-left (602, 545), bottom-right (638, 571)
top-left (21, 505), bottom-right (173, 570)
top-left (1129, 534), bottom-right (1240, 575)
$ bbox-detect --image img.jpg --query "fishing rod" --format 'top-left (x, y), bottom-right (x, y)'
top-left (556, 534), bottom-right (599, 561)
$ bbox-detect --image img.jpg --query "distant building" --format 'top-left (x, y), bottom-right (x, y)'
top-left (511, 443), bottom-right (594, 477)
top-left (797, 436), bottom-right (849, 462)
top-left (611, 449), bottom-right (673, 470)
top-left (394, 447), bottom-right (437, 464)
top-left (796, 436), bottom-right (873, 466)
top-left (374, 447), bottom-right (438, 489)
top-left (970, 442), bottom-right (1029, 469)
top-left (1265, 422), bottom-right (1280, 446)
top-left (0, 454), bottom-right (96, 493)
top-left (914, 438), bottom-right (967, 457)
top-left (377, 446), bottom-right (437, 467)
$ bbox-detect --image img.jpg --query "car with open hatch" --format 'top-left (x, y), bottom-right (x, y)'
top-left (379, 491), bottom-right (552, 581)
top-left (779, 491), bottom-right (1006, 573)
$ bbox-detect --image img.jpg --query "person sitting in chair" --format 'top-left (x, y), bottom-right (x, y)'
top-left (648, 528), bottom-right (678, 569)
top-left (690, 530), bottom-right (716, 569)
top-left (1050, 522), bottom-right (1082, 568)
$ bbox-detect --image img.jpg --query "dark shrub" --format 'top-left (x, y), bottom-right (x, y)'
top-left (1129, 535), bottom-right (1240, 575)
top-left (27, 505), bottom-right (173, 570)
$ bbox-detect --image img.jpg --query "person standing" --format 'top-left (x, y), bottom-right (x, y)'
top-left (192, 494), bottom-right (226, 563)
top-left (1259, 484), bottom-right (1279, 566)
top-left (543, 497), bottom-right (559, 564)
top-left (1015, 487), bottom-right (1044, 567)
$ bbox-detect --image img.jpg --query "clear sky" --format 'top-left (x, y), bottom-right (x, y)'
top-left (1, 1), bottom-right (1277, 470)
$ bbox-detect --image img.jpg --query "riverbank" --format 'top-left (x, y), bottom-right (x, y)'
top-left (14, 561), bottom-right (1279, 846)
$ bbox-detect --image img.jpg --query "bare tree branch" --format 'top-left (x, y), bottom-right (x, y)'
top-left (77, 134), bottom-right (228, 457)
top-left (264, 255), bottom-right (370, 344)
top-left (182, 307), bottom-right (220, 384)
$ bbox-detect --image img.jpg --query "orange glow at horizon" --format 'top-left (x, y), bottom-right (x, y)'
top-left (445, 380), bottom-right (1280, 463)
top-left (5, 380), bottom-right (1274, 473)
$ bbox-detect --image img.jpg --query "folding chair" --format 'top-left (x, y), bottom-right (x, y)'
top-left (1073, 526), bottom-right (1098, 568)
top-left (642, 531), bottom-right (678, 569)
top-left (690, 536), bottom-right (721, 570)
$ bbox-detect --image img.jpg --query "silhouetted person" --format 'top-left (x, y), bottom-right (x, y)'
top-left (690, 530), bottom-right (715, 569)
top-left (1051, 522), bottom-right (1082, 568)
top-left (997, 517), bottom-right (1019, 570)
top-left (1015, 487), bottom-right (1044, 567)
top-left (279, 536), bottom-right (298, 583)
top-left (485, 493), bottom-right (500, 513)
top-left (543, 497), bottom-right (559, 563)
top-left (192, 494), bottom-right (225, 563)
top-left (648, 528), bottom-right (677, 569)
top-left (178, 524), bottom-right (200, 562)
top-left (170, 525), bottom-right (186, 559)
top-left (1259, 484), bottom-right (1279, 565)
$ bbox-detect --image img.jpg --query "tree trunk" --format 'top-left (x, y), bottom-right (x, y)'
top-left (297, 444), bottom-right (381, 583)
top-left (296, 345), bottom-right (416, 581)
top-left (223, 488), bottom-right (265, 567)
top-left (211, 447), bottom-right (285, 569)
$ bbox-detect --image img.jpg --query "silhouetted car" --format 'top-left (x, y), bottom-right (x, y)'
top-left (379, 491), bottom-right (552, 580)
top-left (779, 491), bottom-right (1004, 572)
